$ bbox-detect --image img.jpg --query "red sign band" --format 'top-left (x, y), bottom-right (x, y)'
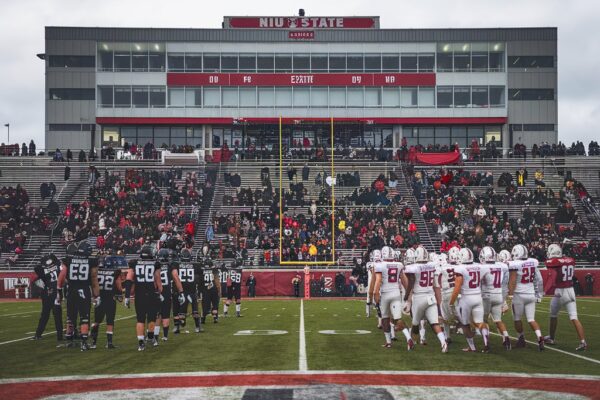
top-left (226, 16), bottom-right (377, 29)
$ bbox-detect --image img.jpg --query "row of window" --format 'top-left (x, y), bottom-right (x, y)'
top-left (508, 89), bottom-right (555, 101)
top-left (510, 124), bottom-right (555, 132)
top-left (403, 125), bottom-right (501, 147)
top-left (48, 55), bottom-right (95, 68)
top-left (95, 85), bottom-right (507, 109)
top-left (48, 124), bottom-right (95, 131)
top-left (508, 56), bottom-right (554, 69)
top-left (104, 125), bottom-right (203, 147)
top-left (49, 88), bottom-right (95, 101)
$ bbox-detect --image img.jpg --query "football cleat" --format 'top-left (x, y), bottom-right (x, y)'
top-left (543, 336), bottom-right (556, 345)
top-left (381, 343), bottom-right (392, 349)
top-left (462, 347), bottom-right (476, 352)
top-left (106, 343), bottom-right (116, 349)
top-left (482, 345), bottom-right (490, 353)
top-left (503, 337), bottom-right (512, 350)
top-left (538, 337), bottom-right (545, 351)
top-left (224, 312), bottom-right (228, 317)
top-left (420, 339), bottom-right (427, 346)
top-left (138, 343), bottom-right (145, 352)
top-left (152, 338), bottom-right (159, 347)
top-left (441, 342), bottom-right (448, 353)
top-left (516, 336), bottom-right (526, 348)
top-left (30, 335), bottom-right (42, 341)
top-left (89, 343), bottom-right (97, 349)
top-left (173, 327), bottom-right (180, 334)
top-left (237, 312), bottom-right (242, 317)
top-left (80, 342), bottom-right (90, 352)
top-left (195, 326), bottom-right (204, 333)
top-left (407, 338), bottom-right (415, 351)
top-left (161, 337), bottom-right (168, 342)
top-left (576, 342), bottom-right (587, 351)
top-left (391, 336), bottom-right (398, 341)
top-left (213, 317), bottom-right (219, 324)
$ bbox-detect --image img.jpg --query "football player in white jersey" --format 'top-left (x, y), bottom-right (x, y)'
top-left (371, 246), bottom-right (413, 349)
top-left (404, 246), bottom-right (448, 353)
top-left (507, 244), bottom-right (545, 351)
top-left (365, 251), bottom-right (376, 318)
top-left (435, 248), bottom-right (458, 343)
top-left (479, 246), bottom-right (511, 350)
top-left (449, 248), bottom-right (491, 352)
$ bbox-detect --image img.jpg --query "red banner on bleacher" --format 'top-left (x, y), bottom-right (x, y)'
top-left (415, 150), bottom-right (461, 165)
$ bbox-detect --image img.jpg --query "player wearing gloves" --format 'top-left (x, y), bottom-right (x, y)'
top-left (155, 248), bottom-right (185, 341)
top-left (435, 247), bottom-right (458, 344)
top-left (90, 256), bottom-right (123, 349)
top-left (32, 254), bottom-right (63, 342)
top-left (176, 249), bottom-right (204, 333)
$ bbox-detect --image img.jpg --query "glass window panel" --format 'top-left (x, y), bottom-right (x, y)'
top-left (382, 88), bottom-right (400, 107)
top-left (364, 54), bottom-right (381, 71)
top-left (203, 87), bottom-right (220, 107)
top-left (365, 87), bottom-right (381, 107)
top-left (471, 43), bottom-right (488, 72)
top-left (221, 54), bottom-right (238, 72)
top-left (401, 53), bottom-right (417, 72)
top-left (419, 127), bottom-right (434, 139)
top-left (403, 127), bottom-right (414, 138)
top-left (347, 88), bottom-right (364, 107)
top-left (120, 127), bottom-right (136, 144)
top-left (329, 54), bottom-right (346, 72)
top-left (329, 87), bottom-right (346, 107)
top-left (418, 53), bottom-right (435, 72)
top-left (489, 43), bottom-right (505, 71)
top-left (275, 54), bottom-right (292, 72)
top-left (203, 53), bottom-right (220, 72)
top-left (168, 53), bottom-right (184, 71)
top-left (472, 86), bottom-right (488, 107)
top-left (311, 54), bottom-right (328, 71)
top-left (454, 86), bottom-right (470, 107)
top-left (170, 127), bottom-right (186, 146)
top-left (137, 127), bottom-right (152, 144)
top-left (149, 86), bottom-right (165, 108)
top-left (437, 86), bottom-right (453, 108)
top-left (149, 43), bottom-right (165, 72)
top-left (490, 86), bottom-right (505, 106)
top-left (451, 126), bottom-right (467, 142)
top-left (239, 88), bottom-right (256, 107)
top-left (453, 43), bottom-right (471, 71)
top-left (310, 87), bottom-right (328, 107)
top-left (132, 86), bottom-right (149, 108)
top-left (185, 53), bottom-right (202, 71)
top-left (114, 86), bottom-right (131, 108)
top-left (293, 53), bottom-right (310, 72)
top-left (257, 53), bottom-right (274, 71)
top-left (98, 86), bottom-right (113, 108)
top-left (468, 126), bottom-right (484, 141)
top-left (401, 87), bottom-right (418, 107)
top-left (508, 56), bottom-right (554, 68)
top-left (185, 87), bottom-right (202, 108)
top-left (293, 87), bottom-right (309, 107)
top-left (436, 127), bottom-right (451, 137)
top-left (239, 54), bottom-right (256, 72)
top-left (258, 87), bottom-right (274, 107)
top-left (275, 87), bottom-right (292, 106)
top-left (418, 87), bottom-right (434, 107)
top-left (347, 54), bottom-right (363, 72)
top-left (382, 54), bottom-right (399, 72)
top-left (114, 50), bottom-right (131, 72)
top-left (98, 45), bottom-right (113, 71)
top-left (131, 43), bottom-right (148, 72)
top-left (168, 88), bottom-right (185, 107)
top-left (222, 88), bottom-right (238, 107)
top-left (437, 43), bottom-right (453, 71)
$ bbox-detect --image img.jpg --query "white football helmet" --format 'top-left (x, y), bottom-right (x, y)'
top-left (479, 246), bottom-right (497, 263)
top-left (429, 252), bottom-right (438, 263)
top-left (415, 246), bottom-right (429, 263)
top-left (448, 247), bottom-right (461, 264)
top-left (404, 248), bottom-right (416, 264)
top-left (372, 249), bottom-right (382, 262)
top-left (394, 250), bottom-right (402, 262)
top-left (511, 244), bottom-right (528, 260)
top-left (438, 253), bottom-right (448, 265)
top-left (459, 248), bottom-right (474, 264)
top-left (497, 250), bottom-right (511, 263)
top-left (547, 244), bottom-right (563, 259)
top-left (381, 246), bottom-right (393, 261)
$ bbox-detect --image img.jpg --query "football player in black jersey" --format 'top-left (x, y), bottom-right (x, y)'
top-left (90, 257), bottom-right (123, 349)
top-left (200, 257), bottom-right (221, 324)
top-left (175, 249), bottom-right (204, 333)
top-left (56, 242), bottom-right (100, 351)
top-left (32, 254), bottom-right (63, 341)
top-left (155, 248), bottom-right (185, 341)
top-left (124, 246), bottom-right (162, 351)
top-left (223, 260), bottom-right (244, 317)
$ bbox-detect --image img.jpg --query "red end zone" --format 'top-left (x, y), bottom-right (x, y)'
top-left (1, 372), bottom-right (599, 400)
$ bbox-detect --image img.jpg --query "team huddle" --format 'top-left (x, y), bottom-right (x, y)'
top-left (366, 243), bottom-right (588, 353)
top-left (32, 242), bottom-right (243, 351)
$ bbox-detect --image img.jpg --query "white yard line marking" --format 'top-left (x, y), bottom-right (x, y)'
top-left (0, 311), bottom-right (36, 317)
top-left (536, 309), bottom-right (600, 318)
top-left (0, 315), bottom-right (135, 346)
top-left (576, 299), bottom-right (600, 303)
top-left (299, 299), bottom-right (307, 372)
top-left (489, 332), bottom-right (600, 365)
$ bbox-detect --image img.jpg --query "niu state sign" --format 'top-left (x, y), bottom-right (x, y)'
top-left (225, 16), bottom-right (378, 29)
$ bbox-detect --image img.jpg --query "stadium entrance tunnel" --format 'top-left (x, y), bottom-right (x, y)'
top-left (1, 372), bottom-right (599, 400)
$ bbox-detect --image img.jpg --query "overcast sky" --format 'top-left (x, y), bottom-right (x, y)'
top-left (0, 0), bottom-right (599, 149)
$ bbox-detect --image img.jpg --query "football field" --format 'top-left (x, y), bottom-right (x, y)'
top-left (0, 297), bottom-right (599, 378)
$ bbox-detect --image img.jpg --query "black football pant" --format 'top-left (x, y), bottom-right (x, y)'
top-left (35, 291), bottom-right (63, 340)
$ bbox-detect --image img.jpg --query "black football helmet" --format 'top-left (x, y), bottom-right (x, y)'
top-left (66, 243), bottom-right (78, 256)
top-left (140, 245), bottom-right (155, 260)
top-left (41, 254), bottom-right (58, 267)
top-left (157, 248), bottom-right (171, 263)
top-left (180, 248), bottom-right (192, 262)
top-left (76, 241), bottom-right (92, 257)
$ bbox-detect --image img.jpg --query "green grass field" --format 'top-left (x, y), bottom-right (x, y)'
top-left (0, 297), bottom-right (599, 379)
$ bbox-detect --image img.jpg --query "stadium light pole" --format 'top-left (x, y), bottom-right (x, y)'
top-left (4, 123), bottom-right (8, 143)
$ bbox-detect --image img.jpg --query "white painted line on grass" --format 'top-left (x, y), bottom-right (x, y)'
top-left (536, 309), bottom-right (600, 318)
top-left (489, 332), bottom-right (600, 365)
top-left (0, 311), bottom-right (36, 317)
top-left (299, 299), bottom-right (307, 372)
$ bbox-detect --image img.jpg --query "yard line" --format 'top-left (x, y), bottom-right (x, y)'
top-left (489, 332), bottom-right (600, 365)
top-left (0, 314), bottom-right (135, 346)
top-left (536, 309), bottom-right (600, 318)
top-left (299, 299), bottom-right (308, 372)
top-left (0, 311), bottom-right (36, 317)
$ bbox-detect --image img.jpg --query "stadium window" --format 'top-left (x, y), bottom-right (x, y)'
top-left (454, 86), bottom-right (470, 107)
top-left (185, 53), bottom-right (202, 71)
top-left (382, 87), bottom-right (400, 107)
top-left (401, 87), bottom-right (418, 108)
top-left (468, 126), bottom-right (484, 143)
top-left (203, 87), bottom-right (220, 107)
top-left (472, 86), bottom-right (489, 107)
top-left (418, 53), bottom-right (435, 72)
top-left (49, 88), bottom-right (95, 101)
top-left (222, 88), bottom-right (239, 107)
top-left (258, 87), bottom-right (275, 107)
top-left (203, 53), bottom-right (220, 72)
top-left (364, 54), bottom-right (382, 72)
top-left (239, 88), bottom-right (256, 107)
top-left (508, 56), bottom-right (554, 68)
top-left (293, 87), bottom-right (310, 107)
top-left (435, 127), bottom-right (451, 145)
top-left (98, 43), bottom-right (113, 71)
top-left (293, 53), bottom-right (310, 72)
top-left (97, 86), bottom-right (113, 107)
top-left (436, 86), bottom-right (453, 108)
top-left (509, 88), bottom-right (554, 101)
top-left (347, 54), bottom-right (363, 72)
top-left (49, 55), bottom-right (95, 68)
top-left (275, 87), bottom-right (292, 107)
top-left (149, 86), bottom-right (165, 108)
top-left (310, 87), bottom-right (328, 107)
top-left (523, 124), bottom-right (555, 131)
top-left (132, 86), bottom-right (149, 108)
top-left (418, 87), bottom-right (435, 108)
top-left (471, 43), bottom-right (488, 72)
top-left (401, 53), bottom-right (418, 72)
top-left (257, 53), bottom-right (274, 72)
top-left (510, 124), bottom-right (523, 132)
top-left (137, 127), bottom-right (152, 144)
top-left (114, 86), bottom-right (131, 107)
top-left (114, 43), bottom-right (131, 72)
top-left (329, 87), bottom-right (346, 107)
top-left (171, 127), bottom-right (186, 146)
top-left (131, 43), bottom-right (148, 72)
top-left (489, 43), bottom-right (505, 71)
top-left (168, 53), bottom-right (184, 72)
top-left (49, 124), bottom-right (94, 131)
top-left (329, 54), bottom-right (346, 72)
top-left (453, 43), bottom-right (471, 72)
top-left (490, 86), bottom-right (505, 106)
top-left (221, 54), bottom-right (238, 72)
top-left (185, 87), bottom-right (202, 108)
top-left (239, 54), bottom-right (257, 72)
top-left (436, 43), bottom-right (453, 72)
top-left (364, 87), bottom-right (381, 107)
top-left (168, 87), bottom-right (185, 108)
top-left (310, 54), bottom-right (328, 72)
top-left (275, 54), bottom-right (292, 72)
top-left (154, 127), bottom-right (169, 147)
top-left (382, 54), bottom-right (399, 72)
top-left (149, 44), bottom-right (165, 72)
top-left (347, 87), bottom-right (364, 107)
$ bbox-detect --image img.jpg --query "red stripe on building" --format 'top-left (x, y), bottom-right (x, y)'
top-left (96, 117), bottom-right (507, 125)
top-left (166, 73), bottom-right (436, 87)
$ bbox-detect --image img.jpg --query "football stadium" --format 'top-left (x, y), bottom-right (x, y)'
top-left (0, 4), bottom-right (600, 400)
